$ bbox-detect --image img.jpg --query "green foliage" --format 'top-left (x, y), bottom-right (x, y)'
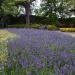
top-left (7, 24), bottom-right (60, 30)
top-left (0, 41), bottom-right (8, 64)
top-left (0, 30), bottom-right (17, 65)
top-left (1, 0), bottom-right (17, 16)
top-left (1, 0), bottom-right (36, 16)
top-left (60, 28), bottom-right (75, 32)
top-left (7, 24), bottom-right (28, 28)
top-left (47, 25), bottom-right (58, 30)
top-left (30, 24), bottom-right (40, 29)
top-left (7, 24), bottom-right (40, 29)
top-left (34, 0), bottom-right (74, 26)
top-left (43, 0), bottom-right (73, 18)
top-left (59, 18), bottom-right (75, 27)
top-left (3, 59), bottom-right (57, 75)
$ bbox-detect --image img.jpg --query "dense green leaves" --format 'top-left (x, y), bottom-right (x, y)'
top-left (2, 0), bottom-right (17, 15)
top-left (35, 0), bottom-right (74, 18)
top-left (34, 0), bottom-right (75, 25)
top-left (1, 0), bottom-right (35, 15)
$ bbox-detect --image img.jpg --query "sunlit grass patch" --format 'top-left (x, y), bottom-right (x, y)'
top-left (1, 28), bottom-right (75, 75)
top-left (0, 30), bottom-right (17, 42)
top-left (0, 30), bottom-right (17, 64)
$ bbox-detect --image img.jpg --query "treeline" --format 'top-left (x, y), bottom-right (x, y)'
top-left (0, 15), bottom-right (75, 27)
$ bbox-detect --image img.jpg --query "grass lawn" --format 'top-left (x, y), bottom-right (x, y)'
top-left (0, 30), bottom-right (17, 42)
top-left (0, 30), bottom-right (17, 64)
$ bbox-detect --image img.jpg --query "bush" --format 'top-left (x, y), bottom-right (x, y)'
top-left (7, 24), bottom-right (41, 29)
top-left (47, 25), bottom-right (58, 30)
top-left (60, 28), bottom-right (75, 32)
top-left (30, 24), bottom-right (40, 29)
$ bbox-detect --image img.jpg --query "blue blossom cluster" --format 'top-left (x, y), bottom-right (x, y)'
top-left (5, 28), bottom-right (75, 75)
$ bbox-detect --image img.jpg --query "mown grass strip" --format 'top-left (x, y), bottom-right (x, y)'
top-left (0, 30), bottom-right (17, 42)
top-left (0, 30), bottom-right (17, 64)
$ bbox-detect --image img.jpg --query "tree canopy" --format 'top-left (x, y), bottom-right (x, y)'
top-left (0, 0), bottom-right (75, 24)
top-left (1, 0), bottom-right (36, 24)
top-left (34, 0), bottom-right (75, 24)
top-left (1, 0), bottom-right (35, 15)
top-left (35, 0), bottom-right (75, 17)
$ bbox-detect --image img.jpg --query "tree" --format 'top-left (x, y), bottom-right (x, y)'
top-left (35, 0), bottom-right (74, 24)
top-left (57, 0), bottom-right (73, 18)
top-left (38, 0), bottom-right (60, 24)
top-left (1, 0), bottom-right (36, 24)
top-left (15, 0), bottom-right (36, 24)
top-left (70, 0), bottom-right (75, 16)
top-left (0, 0), bottom-right (4, 15)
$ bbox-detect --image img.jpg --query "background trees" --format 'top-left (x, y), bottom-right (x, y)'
top-left (35, 0), bottom-right (75, 25)
top-left (0, 0), bottom-right (4, 15)
top-left (36, 0), bottom-right (75, 17)
top-left (1, 0), bottom-right (36, 24)
top-left (0, 0), bottom-right (75, 25)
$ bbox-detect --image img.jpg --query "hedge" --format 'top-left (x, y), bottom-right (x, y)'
top-left (60, 28), bottom-right (75, 32)
top-left (47, 25), bottom-right (58, 30)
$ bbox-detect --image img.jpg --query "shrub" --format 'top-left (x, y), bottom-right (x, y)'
top-left (60, 28), bottom-right (75, 32)
top-left (47, 25), bottom-right (58, 30)
top-left (30, 24), bottom-right (40, 29)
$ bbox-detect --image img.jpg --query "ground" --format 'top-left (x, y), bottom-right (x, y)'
top-left (62, 32), bottom-right (75, 37)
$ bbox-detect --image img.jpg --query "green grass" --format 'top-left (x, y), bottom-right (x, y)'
top-left (0, 30), bottom-right (17, 42)
top-left (0, 30), bottom-right (17, 64)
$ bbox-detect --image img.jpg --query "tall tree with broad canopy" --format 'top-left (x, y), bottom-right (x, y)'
top-left (2, 0), bottom-right (36, 24)
top-left (35, 0), bottom-right (74, 19)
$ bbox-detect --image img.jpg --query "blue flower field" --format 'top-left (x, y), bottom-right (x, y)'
top-left (1, 28), bottom-right (75, 75)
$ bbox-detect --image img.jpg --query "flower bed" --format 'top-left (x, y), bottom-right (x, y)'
top-left (1, 28), bottom-right (75, 75)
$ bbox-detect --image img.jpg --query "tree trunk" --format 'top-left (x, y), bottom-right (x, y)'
top-left (25, 2), bottom-right (30, 24)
